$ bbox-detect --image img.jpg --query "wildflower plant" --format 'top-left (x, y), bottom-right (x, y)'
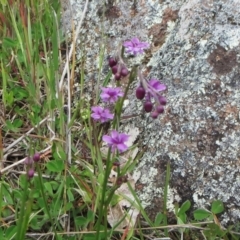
top-left (88, 36), bottom-right (167, 238)
top-left (0, 1), bottom-right (169, 237)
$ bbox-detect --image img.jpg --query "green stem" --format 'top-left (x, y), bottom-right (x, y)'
top-left (95, 149), bottom-right (112, 239)
top-left (163, 161), bottom-right (171, 236)
top-left (16, 176), bottom-right (29, 240)
top-left (36, 165), bottom-right (59, 239)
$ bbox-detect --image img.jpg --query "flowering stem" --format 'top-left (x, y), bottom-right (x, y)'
top-left (36, 165), bottom-right (60, 239)
top-left (113, 66), bottom-right (137, 129)
top-left (95, 149), bottom-right (112, 239)
top-left (16, 175), bottom-right (29, 239)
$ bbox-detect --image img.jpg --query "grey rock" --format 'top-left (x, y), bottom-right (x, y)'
top-left (61, 0), bottom-right (240, 226)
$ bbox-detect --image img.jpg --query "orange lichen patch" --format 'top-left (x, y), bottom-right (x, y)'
top-left (149, 8), bottom-right (179, 49)
top-left (207, 45), bottom-right (237, 75)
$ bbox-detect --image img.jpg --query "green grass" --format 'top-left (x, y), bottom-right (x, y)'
top-left (0, 0), bottom-right (240, 239)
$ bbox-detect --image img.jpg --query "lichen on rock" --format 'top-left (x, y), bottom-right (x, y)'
top-left (61, 0), bottom-right (240, 226)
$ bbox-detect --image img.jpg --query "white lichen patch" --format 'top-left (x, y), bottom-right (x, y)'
top-left (62, 0), bottom-right (240, 226)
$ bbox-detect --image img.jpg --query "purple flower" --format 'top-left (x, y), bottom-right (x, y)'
top-left (91, 106), bottom-right (114, 123)
top-left (136, 70), bottom-right (167, 118)
top-left (123, 37), bottom-right (150, 55)
top-left (102, 130), bottom-right (129, 153)
top-left (148, 79), bottom-right (167, 92)
top-left (144, 78), bottom-right (167, 101)
top-left (100, 87), bottom-right (124, 103)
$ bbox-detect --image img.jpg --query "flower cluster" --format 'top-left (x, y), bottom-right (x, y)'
top-left (24, 152), bottom-right (41, 178)
top-left (91, 85), bottom-right (128, 153)
top-left (91, 37), bottom-right (167, 152)
top-left (136, 72), bottom-right (167, 118)
top-left (108, 57), bottom-right (129, 81)
top-left (122, 37), bottom-right (167, 119)
top-left (91, 86), bottom-right (123, 123)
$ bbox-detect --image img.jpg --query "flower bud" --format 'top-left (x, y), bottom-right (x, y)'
top-left (111, 65), bottom-right (118, 74)
top-left (151, 111), bottom-right (159, 119)
top-left (120, 67), bottom-right (129, 77)
top-left (159, 96), bottom-right (167, 105)
top-left (108, 57), bottom-right (117, 67)
top-left (144, 101), bottom-right (153, 112)
top-left (136, 86), bottom-right (146, 99)
top-left (115, 73), bottom-right (121, 81)
top-left (25, 156), bottom-right (33, 165)
top-left (156, 105), bottom-right (164, 114)
top-left (27, 169), bottom-right (34, 178)
top-left (33, 152), bottom-right (41, 162)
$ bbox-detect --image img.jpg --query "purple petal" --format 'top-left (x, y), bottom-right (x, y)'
top-left (123, 41), bottom-right (134, 47)
top-left (102, 135), bottom-right (113, 144)
top-left (149, 79), bottom-right (166, 91)
top-left (117, 143), bottom-right (128, 153)
top-left (110, 130), bottom-right (118, 139)
top-left (118, 133), bottom-right (129, 142)
top-left (91, 113), bottom-right (101, 120)
top-left (131, 37), bottom-right (140, 44)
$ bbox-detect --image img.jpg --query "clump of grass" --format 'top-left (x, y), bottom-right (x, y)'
top-left (0, 1), bottom-right (240, 240)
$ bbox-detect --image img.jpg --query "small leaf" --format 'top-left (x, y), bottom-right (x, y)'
top-left (2, 37), bottom-right (18, 48)
top-left (154, 212), bottom-right (164, 226)
top-left (5, 225), bottom-right (17, 239)
top-left (67, 189), bottom-right (74, 202)
top-left (87, 210), bottom-right (94, 222)
top-left (46, 160), bottom-right (64, 172)
top-left (75, 216), bottom-right (87, 227)
top-left (178, 200), bottom-right (191, 215)
top-left (211, 200), bottom-right (224, 214)
top-left (193, 209), bottom-right (211, 220)
top-left (178, 213), bottom-right (187, 224)
top-left (44, 182), bottom-right (53, 196)
top-left (12, 119), bottom-right (23, 128)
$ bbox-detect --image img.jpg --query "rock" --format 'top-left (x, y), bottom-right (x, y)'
top-left (61, 0), bottom-right (240, 226)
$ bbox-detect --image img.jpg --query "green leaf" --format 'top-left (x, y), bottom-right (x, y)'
top-left (12, 119), bottom-right (23, 128)
top-left (2, 183), bottom-right (13, 205)
top-left (211, 200), bottom-right (224, 214)
top-left (178, 213), bottom-right (187, 224)
top-left (44, 182), bottom-right (53, 196)
top-left (67, 189), bottom-right (74, 202)
top-left (154, 212), bottom-right (164, 226)
top-left (75, 216), bottom-right (87, 227)
top-left (178, 200), bottom-right (191, 215)
top-left (193, 209), bottom-right (211, 220)
top-left (110, 193), bottom-right (121, 206)
top-left (46, 160), bottom-right (64, 172)
top-left (5, 91), bottom-right (14, 106)
top-left (53, 146), bottom-right (66, 160)
top-left (5, 225), bottom-right (17, 239)
top-left (87, 210), bottom-right (94, 222)
top-left (2, 37), bottom-right (19, 48)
